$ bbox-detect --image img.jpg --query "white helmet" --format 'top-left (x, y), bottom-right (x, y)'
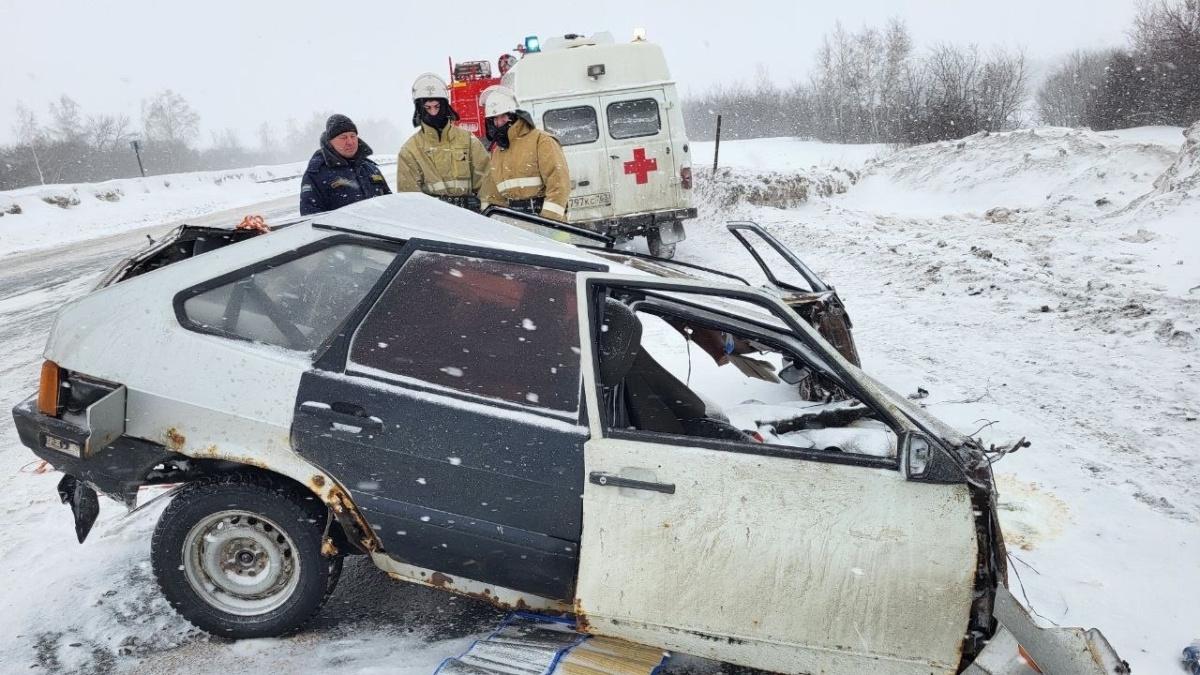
top-left (412, 72), bottom-right (449, 102)
top-left (482, 85), bottom-right (519, 118)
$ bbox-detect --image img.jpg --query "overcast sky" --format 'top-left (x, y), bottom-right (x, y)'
top-left (1, 0), bottom-right (1138, 148)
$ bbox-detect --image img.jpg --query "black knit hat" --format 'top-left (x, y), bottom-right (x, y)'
top-left (325, 114), bottom-right (357, 139)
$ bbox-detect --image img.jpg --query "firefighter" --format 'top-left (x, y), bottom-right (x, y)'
top-left (396, 73), bottom-right (490, 211)
top-left (300, 114), bottom-right (391, 216)
top-left (478, 86), bottom-right (570, 222)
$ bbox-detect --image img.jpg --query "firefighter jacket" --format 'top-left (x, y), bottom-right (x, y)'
top-left (396, 123), bottom-right (489, 197)
top-left (479, 119), bottom-right (570, 221)
top-left (300, 138), bottom-right (391, 215)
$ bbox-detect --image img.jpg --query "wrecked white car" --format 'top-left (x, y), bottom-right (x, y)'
top-left (12, 193), bottom-right (1126, 674)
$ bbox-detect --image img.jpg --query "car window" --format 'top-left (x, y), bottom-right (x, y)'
top-left (596, 298), bottom-right (896, 458)
top-left (543, 106), bottom-right (599, 146)
top-left (182, 243), bottom-right (397, 353)
top-left (607, 98), bottom-right (661, 139)
top-left (348, 251), bottom-right (582, 413)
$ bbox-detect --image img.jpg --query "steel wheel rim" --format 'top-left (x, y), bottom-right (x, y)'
top-left (182, 509), bottom-right (300, 616)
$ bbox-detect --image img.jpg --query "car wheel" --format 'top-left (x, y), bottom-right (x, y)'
top-left (647, 228), bottom-right (676, 259)
top-left (151, 474), bottom-right (332, 638)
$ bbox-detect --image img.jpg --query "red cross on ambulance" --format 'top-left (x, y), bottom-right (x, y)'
top-left (623, 148), bottom-right (658, 184)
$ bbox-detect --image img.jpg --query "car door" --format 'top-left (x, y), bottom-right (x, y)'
top-left (727, 222), bottom-right (860, 365)
top-left (536, 99), bottom-right (615, 223)
top-left (601, 90), bottom-right (678, 217)
top-left (572, 274), bottom-right (979, 675)
top-left (291, 240), bottom-right (603, 602)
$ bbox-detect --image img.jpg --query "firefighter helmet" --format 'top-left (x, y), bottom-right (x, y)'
top-left (412, 73), bottom-right (449, 102)
top-left (482, 85), bottom-right (520, 119)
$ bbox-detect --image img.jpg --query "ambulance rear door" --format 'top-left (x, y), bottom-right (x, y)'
top-left (536, 98), bottom-right (615, 223)
top-left (600, 89), bottom-right (678, 218)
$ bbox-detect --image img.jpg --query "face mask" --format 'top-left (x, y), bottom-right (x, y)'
top-left (419, 101), bottom-right (450, 130)
top-left (487, 118), bottom-right (512, 148)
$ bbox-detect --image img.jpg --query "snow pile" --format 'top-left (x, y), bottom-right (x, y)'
top-left (848, 126), bottom-right (1183, 217)
top-left (689, 137), bottom-right (884, 212)
top-left (695, 165), bottom-right (859, 210)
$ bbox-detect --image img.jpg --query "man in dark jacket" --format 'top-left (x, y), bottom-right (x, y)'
top-left (299, 114), bottom-right (391, 215)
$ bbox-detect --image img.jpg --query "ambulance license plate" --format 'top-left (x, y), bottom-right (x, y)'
top-left (569, 192), bottom-right (611, 209)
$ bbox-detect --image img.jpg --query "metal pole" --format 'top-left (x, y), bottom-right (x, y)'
top-left (712, 114), bottom-right (722, 176)
top-left (131, 140), bottom-right (146, 178)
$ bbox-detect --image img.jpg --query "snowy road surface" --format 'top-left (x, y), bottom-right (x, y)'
top-left (2, 129), bottom-right (1197, 674)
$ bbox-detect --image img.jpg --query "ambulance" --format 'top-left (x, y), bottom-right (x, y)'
top-left (451, 32), bottom-right (696, 258)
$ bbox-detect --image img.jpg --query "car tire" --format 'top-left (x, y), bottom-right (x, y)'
top-left (150, 474), bottom-right (333, 638)
top-left (647, 228), bottom-right (676, 259)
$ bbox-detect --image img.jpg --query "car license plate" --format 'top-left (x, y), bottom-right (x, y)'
top-left (569, 192), bottom-right (611, 209)
top-left (44, 434), bottom-right (81, 458)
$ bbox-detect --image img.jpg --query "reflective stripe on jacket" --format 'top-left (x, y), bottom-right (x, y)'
top-left (396, 123), bottom-right (489, 197)
top-left (479, 119), bottom-right (570, 221)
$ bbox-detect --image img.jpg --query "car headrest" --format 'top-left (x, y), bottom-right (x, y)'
top-left (598, 298), bottom-right (642, 387)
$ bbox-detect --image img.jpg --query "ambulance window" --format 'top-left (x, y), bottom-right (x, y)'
top-left (607, 99), bottom-right (661, 139)
top-left (543, 106), bottom-right (598, 146)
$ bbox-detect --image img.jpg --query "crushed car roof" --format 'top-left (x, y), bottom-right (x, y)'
top-left (311, 193), bottom-right (605, 265)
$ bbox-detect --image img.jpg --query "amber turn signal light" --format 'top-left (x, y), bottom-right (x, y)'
top-left (37, 360), bottom-right (62, 416)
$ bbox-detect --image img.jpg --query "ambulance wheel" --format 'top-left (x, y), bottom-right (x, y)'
top-left (647, 229), bottom-right (676, 259)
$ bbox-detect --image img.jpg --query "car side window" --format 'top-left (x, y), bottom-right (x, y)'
top-left (543, 106), bottom-right (599, 146)
top-left (181, 243), bottom-right (397, 353)
top-left (348, 251), bottom-right (582, 413)
top-left (596, 297), bottom-right (897, 459)
top-left (607, 99), bottom-right (661, 139)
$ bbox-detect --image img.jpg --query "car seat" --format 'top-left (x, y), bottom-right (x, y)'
top-left (598, 299), bottom-right (751, 442)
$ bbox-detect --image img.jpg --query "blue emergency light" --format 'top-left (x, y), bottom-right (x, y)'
top-left (524, 35), bottom-right (541, 53)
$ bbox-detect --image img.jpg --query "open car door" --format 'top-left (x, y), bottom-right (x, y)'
top-left (572, 273), bottom-right (980, 674)
top-left (727, 222), bottom-right (860, 365)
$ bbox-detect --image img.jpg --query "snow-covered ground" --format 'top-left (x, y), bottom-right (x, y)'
top-left (1, 126), bottom-right (1197, 673)
top-left (690, 124), bottom-right (1199, 674)
top-left (0, 156), bottom-right (396, 256)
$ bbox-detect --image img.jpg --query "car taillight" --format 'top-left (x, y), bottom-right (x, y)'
top-left (38, 360), bottom-right (63, 416)
top-left (680, 167), bottom-right (692, 190)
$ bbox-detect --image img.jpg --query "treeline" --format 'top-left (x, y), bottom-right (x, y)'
top-left (2, 91), bottom-right (404, 191)
top-left (683, 18), bottom-right (1028, 144)
top-left (1037, 0), bottom-right (1200, 129)
top-left (686, 0), bottom-right (1199, 143)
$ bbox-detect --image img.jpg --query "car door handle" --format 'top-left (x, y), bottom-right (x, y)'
top-left (589, 471), bottom-right (675, 494)
top-left (610, 155), bottom-right (620, 160)
top-left (299, 402), bottom-right (384, 432)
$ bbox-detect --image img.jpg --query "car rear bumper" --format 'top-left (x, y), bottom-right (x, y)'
top-left (12, 395), bottom-right (174, 507)
top-left (577, 208), bottom-right (698, 239)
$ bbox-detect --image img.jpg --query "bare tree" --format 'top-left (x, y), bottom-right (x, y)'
top-left (976, 47), bottom-right (1029, 129)
top-left (1036, 50), bottom-right (1112, 126)
top-left (12, 102), bottom-right (46, 185)
top-left (86, 113), bottom-right (132, 151)
top-left (48, 95), bottom-right (86, 144)
top-left (142, 90), bottom-right (200, 145)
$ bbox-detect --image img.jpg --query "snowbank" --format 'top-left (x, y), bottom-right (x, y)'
top-left (846, 126), bottom-right (1184, 217)
top-left (0, 156), bottom-right (394, 256)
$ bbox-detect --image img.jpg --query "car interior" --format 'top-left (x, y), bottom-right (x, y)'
top-left (597, 295), bottom-right (896, 457)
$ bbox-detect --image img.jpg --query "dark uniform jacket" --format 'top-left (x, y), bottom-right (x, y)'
top-left (299, 137), bottom-right (391, 215)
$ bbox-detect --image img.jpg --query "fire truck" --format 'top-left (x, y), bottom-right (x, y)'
top-left (450, 32), bottom-right (696, 258)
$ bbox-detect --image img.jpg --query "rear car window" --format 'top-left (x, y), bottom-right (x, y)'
top-left (607, 98), bottom-right (661, 139)
top-left (181, 243), bottom-right (397, 352)
top-left (543, 106), bottom-right (599, 146)
top-left (348, 251), bottom-right (582, 413)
